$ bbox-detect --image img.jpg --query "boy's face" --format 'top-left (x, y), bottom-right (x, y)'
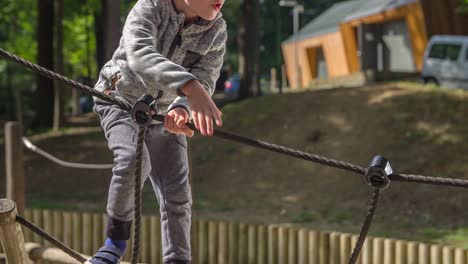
top-left (185, 0), bottom-right (224, 21)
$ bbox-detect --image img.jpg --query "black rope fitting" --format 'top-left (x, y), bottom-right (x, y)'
top-left (364, 155), bottom-right (392, 190)
top-left (131, 94), bottom-right (156, 127)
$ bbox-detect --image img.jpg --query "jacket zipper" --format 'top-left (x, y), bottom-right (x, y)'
top-left (157, 25), bottom-right (183, 101)
top-left (167, 27), bottom-right (183, 60)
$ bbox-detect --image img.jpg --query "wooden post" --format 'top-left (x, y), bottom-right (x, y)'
top-left (208, 221), bottom-right (218, 264)
top-left (218, 222), bottom-right (228, 264)
top-left (340, 234), bottom-right (351, 264)
top-left (267, 225), bottom-right (278, 264)
top-left (329, 232), bottom-right (339, 264)
top-left (5, 122), bottom-right (25, 215)
top-left (257, 225), bottom-right (267, 264)
top-left (297, 229), bottom-right (308, 264)
top-left (0, 199), bottom-right (30, 264)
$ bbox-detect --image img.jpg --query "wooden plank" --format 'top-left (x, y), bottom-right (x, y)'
top-left (218, 222), bottom-right (228, 264)
top-left (228, 222), bottom-right (238, 264)
top-left (247, 225), bottom-right (257, 264)
top-left (198, 220), bottom-right (208, 264)
top-left (418, 243), bottom-right (429, 264)
top-left (278, 226), bottom-right (288, 264)
top-left (52, 211), bottom-right (63, 244)
top-left (288, 228), bottom-right (297, 264)
top-left (62, 212), bottom-right (72, 248)
top-left (297, 229), bottom-right (308, 264)
top-left (442, 247), bottom-right (454, 264)
top-left (140, 215), bottom-right (150, 263)
top-left (208, 221), bottom-right (218, 264)
top-left (42, 210), bottom-right (53, 248)
top-left (319, 232), bottom-right (330, 264)
top-left (31, 209), bottom-right (42, 244)
top-left (454, 248), bottom-right (466, 264)
top-left (82, 213), bottom-right (92, 256)
top-left (394, 240), bottom-right (406, 264)
top-left (329, 232), bottom-right (339, 264)
top-left (92, 213), bottom-right (103, 253)
top-left (383, 239), bottom-right (395, 264)
top-left (267, 225), bottom-right (278, 264)
top-left (406, 242), bottom-right (417, 264)
top-left (372, 238), bottom-right (384, 264)
top-left (238, 223), bottom-right (248, 264)
top-left (340, 234), bottom-right (351, 264)
top-left (430, 245), bottom-right (442, 264)
top-left (309, 230), bottom-right (319, 264)
top-left (150, 215), bottom-right (161, 264)
top-left (72, 212), bottom-right (82, 253)
top-left (257, 225), bottom-right (267, 264)
top-left (23, 209), bottom-right (33, 243)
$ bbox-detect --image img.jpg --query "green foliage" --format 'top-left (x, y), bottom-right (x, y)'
top-left (458, 0), bottom-right (468, 13)
top-left (64, 11), bottom-right (97, 79)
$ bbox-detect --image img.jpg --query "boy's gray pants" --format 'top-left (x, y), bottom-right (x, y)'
top-left (94, 102), bottom-right (192, 263)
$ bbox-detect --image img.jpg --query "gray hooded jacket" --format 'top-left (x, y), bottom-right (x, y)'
top-left (94, 0), bottom-right (227, 114)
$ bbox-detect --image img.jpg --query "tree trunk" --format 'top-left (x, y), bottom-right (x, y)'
top-left (96, 0), bottom-right (121, 69)
top-left (53, 0), bottom-right (64, 131)
top-left (238, 0), bottom-right (260, 99)
top-left (35, 0), bottom-right (54, 128)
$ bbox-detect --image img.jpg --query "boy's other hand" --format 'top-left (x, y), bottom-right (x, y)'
top-left (181, 80), bottom-right (222, 136)
top-left (164, 107), bottom-right (194, 137)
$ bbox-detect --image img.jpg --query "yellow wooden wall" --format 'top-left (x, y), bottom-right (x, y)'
top-left (281, 31), bottom-right (350, 89)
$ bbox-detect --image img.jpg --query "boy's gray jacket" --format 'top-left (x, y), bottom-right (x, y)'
top-left (94, 0), bottom-right (227, 114)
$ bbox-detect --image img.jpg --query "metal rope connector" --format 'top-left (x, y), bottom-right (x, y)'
top-left (131, 94), bottom-right (157, 127)
top-left (364, 155), bottom-right (393, 190)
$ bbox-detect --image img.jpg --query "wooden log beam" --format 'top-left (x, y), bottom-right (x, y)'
top-left (25, 243), bottom-right (144, 264)
top-left (0, 199), bottom-right (29, 264)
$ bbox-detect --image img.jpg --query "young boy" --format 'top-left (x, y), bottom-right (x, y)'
top-left (87, 0), bottom-right (226, 263)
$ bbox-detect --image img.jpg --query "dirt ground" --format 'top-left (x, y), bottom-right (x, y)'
top-left (1, 82), bottom-right (467, 248)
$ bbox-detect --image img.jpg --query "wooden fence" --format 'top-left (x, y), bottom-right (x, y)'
top-left (0, 209), bottom-right (467, 264)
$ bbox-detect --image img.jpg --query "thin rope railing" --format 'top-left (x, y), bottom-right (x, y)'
top-left (2, 47), bottom-right (468, 264)
top-left (22, 137), bottom-right (114, 169)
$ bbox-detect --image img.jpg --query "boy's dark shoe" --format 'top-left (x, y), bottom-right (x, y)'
top-left (164, 261), bottom-right (190, 264)
top-left (85, 244), bottom-right (123, 264)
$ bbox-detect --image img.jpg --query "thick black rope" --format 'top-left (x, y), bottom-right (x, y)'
top-left (348, 189), bottom-right (381, 264)
top-left (16, 215), bottom-right (87, 263)
top-left (131, 127), bottom-right (147, 264)
top-left (0, 48), bottom-right (130, 111)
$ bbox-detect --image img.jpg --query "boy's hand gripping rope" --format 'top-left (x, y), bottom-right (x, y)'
top-left (2, 47), bottom-right (468, 264)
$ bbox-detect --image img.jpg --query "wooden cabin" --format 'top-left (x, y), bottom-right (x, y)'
top-left (282, 0), bottom-right (468, 89)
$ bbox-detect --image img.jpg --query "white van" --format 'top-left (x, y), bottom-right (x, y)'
top-left (422, 35), bottom-right (468, 89)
